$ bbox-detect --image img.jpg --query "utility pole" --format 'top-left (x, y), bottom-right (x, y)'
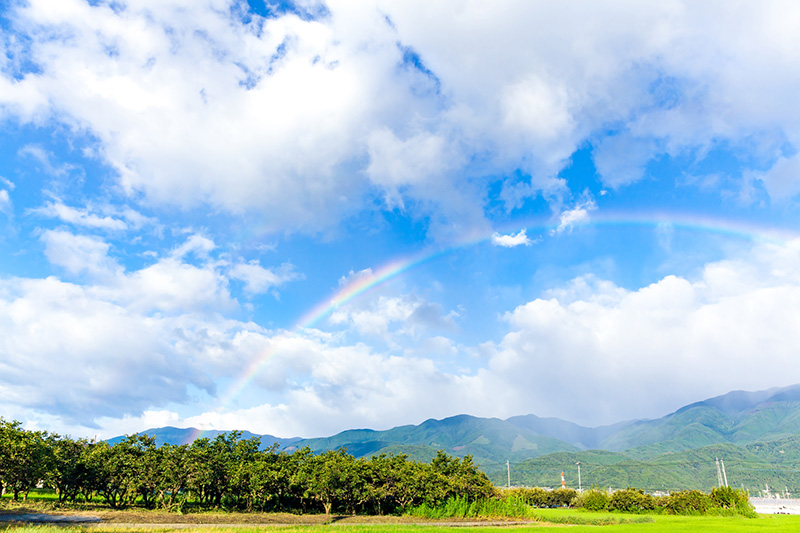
top-left (715, 457), bottom-right (723, 487)
top-left (507, 460), bottom-right (511, 488)
top-left (576, 462), bottom-right (582, 492)
top-left (720, 458), bottom-right (728, 487)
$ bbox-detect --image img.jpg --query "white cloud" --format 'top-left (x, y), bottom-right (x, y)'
top-left (3, 0), bottom-right (798, 235)
top-left (171, 234), bottom-right (216, 259)
top-left (5, 1), bottom-right (800, 441)
top-left (366, 128), bottom-right (457, 209)
top-left (229, 261), bottom-right (302, 295)
top-left (8, 236), bottom-right (800, 438)
top-left (552, 196), bottom-right (597, 235)
top-left (330, 292), bottom-right (456, 348)
top-left (752, 154), bottom-right (800, 201)
top-left (17, 145), bottom-right (75, 178)
top-left (41, 230), bottom-right (122, 280)
top-left (34, 201), bottom-right (128, 231)
top-left (491, 229), bottom-right (532, 248)
top-left (113, 257), bottom-right (235, 314)
top-left (592, 133), bottom-right (658, 188)
top-left (328, 268), bottom-right (457, 346)
top-left (148, 341), bottom-right (483, 438)
top-left (485, 240), bottom-right (800, 425)
top-left (0, 189), bottom-right (11, 215)
top-left (41, 231), bottom-right (237, 313)
top-left (0, 275), bottom-right (219, 423)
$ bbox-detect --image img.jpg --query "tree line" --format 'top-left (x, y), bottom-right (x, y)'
top-left (0, 418), bottom-right (494, 514)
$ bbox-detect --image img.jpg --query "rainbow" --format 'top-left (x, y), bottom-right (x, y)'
top-left (189, 210), bottom-right (799, 440)
top-left (188, 246), bottom-right (450, 441)
top-left (213, 248), bottom-right (442, 411)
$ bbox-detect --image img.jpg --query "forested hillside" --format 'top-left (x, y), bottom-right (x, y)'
top-left (486, 436), bottom-right (800, 494)
top-left (107, 384), bottom-right (800, 493)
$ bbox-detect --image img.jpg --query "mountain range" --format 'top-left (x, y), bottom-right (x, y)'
top-left (114, 384), bottom-right (800, 493)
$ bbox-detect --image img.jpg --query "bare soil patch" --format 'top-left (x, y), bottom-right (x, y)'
top-left (0, 504), bottom-right (534, 527)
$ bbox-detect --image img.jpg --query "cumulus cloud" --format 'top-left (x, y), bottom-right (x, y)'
top-left (113, 257), bottom-right (236, 314)
top-left (1, 1), bottom-right (798, 235)
top-left (5, 0), bottom-right (800, 440)
top-left (171, 234), bottom-right (216, 260)
top-left (366, 128), bottom-right (456, 208)
top-left (491, 229), bottom-right (533, 247)
top-left (326, 269), bottom-right (458, 347)
top-left (752, 154), bottom-right (800, 201)
top-left (329, 291), bottom-right (456, 348)
top-left (0, 232), bottom-right (300, 427)
top-left (229, 261), bottom-right (302, 295)
top-left (7, 233), bottom-right (800, 438)
top-left (484, 240), bottom-right (800, 425)
top-left (0, 275), bottom-right (220, 423)
top-left (592, 133), bottom-right (658, 188)
top-left (41, 229), bottom-right (122, 281)
top-left (34, 201), bottom-right (128, 231)
top-left (552, 195), bottom-right (597, 235)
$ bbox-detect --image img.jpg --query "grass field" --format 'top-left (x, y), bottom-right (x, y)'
top-left (2, 511), bottom-right (800, 532)
top-left (3, 494), bottom-right (800, 532)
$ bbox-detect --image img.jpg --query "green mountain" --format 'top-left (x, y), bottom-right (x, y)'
top-left (106, 426), bottom-right (301, 450)
top-left (112, 385), bottom-right (800, 491)
top-left (598, 384), bottom-right (800, 455)
top-left (505, 435), bottom-right (800, 494)
top-left (287, 414), bottom-right (579, 469)
top-left (505, 414), bottom-right (634, 450)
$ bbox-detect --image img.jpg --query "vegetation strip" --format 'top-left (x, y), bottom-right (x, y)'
top-left (1, 420), bottom-right (492, 515)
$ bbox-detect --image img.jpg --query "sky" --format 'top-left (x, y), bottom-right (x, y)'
top-left (2, 0), bottom-right (800, 440)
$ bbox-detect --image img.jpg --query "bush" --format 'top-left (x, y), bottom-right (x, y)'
top-left (572, 489), bottom-right (609, 511)
top-left (665, 490), bottom-right (712, 514)
top-left (405, 495), bottom-right (535, 519)
top-left (504, 487), bottom-right (550, 507)
top-left (499, 487), bottom-right (575, 508)
top-left (608, 488), bottom-right (655, 513)
top-left (711, 486), bottom-right (751, 509)
top-left (710, 486), bottom-right (756, 518)
top-left (548, 488), bottom-right (577, 507)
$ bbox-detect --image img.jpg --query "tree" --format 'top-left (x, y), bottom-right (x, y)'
top-left (92, 434), bottom-right (156, 508)
top-left (226, 435), bottom-right (264, 511)
top-left (301, 448), bottom-right (358, 515)
top-left (154, 444), bottom-right (191, 512)
top-left (46, 434), bottom-right (98, 502)
top-left (430, 450), bottom-right (495, 502)
top-left (0, 419), bottom-right (51, 501)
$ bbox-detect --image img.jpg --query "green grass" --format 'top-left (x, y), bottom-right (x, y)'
top-left (405, 495), bottom-right (536, 519)
top-left (0, 490), bottom-right (60, 502)
top-left (532, 509), bottom-right (800, 531)
top-left (2, 508), bottom-right (800, 532)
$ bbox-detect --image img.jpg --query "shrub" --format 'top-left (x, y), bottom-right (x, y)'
top-left (710, 486), bottom-right (756, 518)
top-left (665, 490), bottom-right (712, 514)
top-left (573, 489), bottom-right (609, 511)
top-left (504, 487), bottom-right (550, 507)
top-left (405, 495), bottom-right (535, 519)
top-left (548, 488), bottom-right (577, 507)
top-left (608, 488), bottom-right (655, 513)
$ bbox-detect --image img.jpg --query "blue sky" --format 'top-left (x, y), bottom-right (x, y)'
top-left (2, 0), bottom-right (800, 439)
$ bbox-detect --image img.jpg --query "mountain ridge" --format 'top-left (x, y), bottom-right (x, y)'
top-left (114, 384), bottom-right (800, 473)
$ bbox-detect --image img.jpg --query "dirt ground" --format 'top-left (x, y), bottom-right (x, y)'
top-left (0, 505), bottom-right (533, 527)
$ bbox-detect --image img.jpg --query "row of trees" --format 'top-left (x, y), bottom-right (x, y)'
top-left (0, 418), bottom-right (494, 515)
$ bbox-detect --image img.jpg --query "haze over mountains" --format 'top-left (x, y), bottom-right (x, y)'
top-left (114, 384), bottom-right (800, 492)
